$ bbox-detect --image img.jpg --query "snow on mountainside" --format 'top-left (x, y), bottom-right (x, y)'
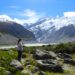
top-left (0, 15), bottom-right (13, 22)
top-left (0, 14), bottom-right (75, 30)
top-left (24, 16), bottom-right (75, 43)
top-left (26, 17), bottom-right (75, 30)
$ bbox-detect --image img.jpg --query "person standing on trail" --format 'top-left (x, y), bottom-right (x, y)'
top-left (17, 38), bottom-right (23, 62)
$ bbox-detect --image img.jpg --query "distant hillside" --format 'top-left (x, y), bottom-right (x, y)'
top-left (0, 21), bottom-right (36, 45)
top-left (0, 33), bottom-right (17, 45)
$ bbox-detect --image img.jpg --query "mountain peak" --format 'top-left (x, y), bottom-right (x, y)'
top-left (0, 15), bottom-right (13, 22)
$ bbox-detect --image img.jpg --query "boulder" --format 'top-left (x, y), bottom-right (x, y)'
top-left (64, 58), bottom-right (75, 65)
top-left (57, 53), bottom-right (72, 59)
top-left (21, 69), bottom-right (30, 75)
top-left (48, 51), bottom-right (57, 58)
top-left (10, 59), bottom-right (24, 70)
top-left (33, 49), bottom-right (58, 59)
top-left (33, 49), bottom-right (46, 59)
top-left (36, 60), bottom-right (63, 72)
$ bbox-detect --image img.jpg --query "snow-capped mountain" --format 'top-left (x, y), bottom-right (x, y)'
top-left (24, 17), bottom-right (75, 43)
top-left (0, 15), bottom-right (13, 22)
top-left (1, 14), bottom-right (75, 43)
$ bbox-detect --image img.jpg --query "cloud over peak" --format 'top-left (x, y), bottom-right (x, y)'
top-left (20, 9), bottom-right (45, 23)
top-left (0, 9), bottom-right (45, 24)
top-left (64, 12), bottom-right (75, 17)
top-left (0, 15), bottom-right (13, 22)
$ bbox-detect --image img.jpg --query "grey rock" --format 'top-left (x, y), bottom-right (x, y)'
top-left (10, 59), bottom-right (24, 70)
top-left (21, 69), bottom-right (30, 75)
top-left (33, 49), bottom-right (57, 59)
top-left (64, 58), bottom-right (75, 65)
top-left (58, 53), bottom-right (72, 59)
top-left (48, 51), bottom-right (57, 58)
top-left (36, 60), bottom-right (63, 72)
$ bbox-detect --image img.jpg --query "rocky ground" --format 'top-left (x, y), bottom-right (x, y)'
top-left (0, 43), bottom-right (75, 75)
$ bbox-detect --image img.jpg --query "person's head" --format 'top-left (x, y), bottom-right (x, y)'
top-left (18, 38), bottom-right (22, 44)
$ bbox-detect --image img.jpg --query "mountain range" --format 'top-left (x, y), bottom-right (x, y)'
top-left (23, 17), bottom-right (75, 43)
top-left (0, 15), bottom-right (75, 44)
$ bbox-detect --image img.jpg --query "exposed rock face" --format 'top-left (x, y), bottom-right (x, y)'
top-left (10, 59), bottom-right (24, 70)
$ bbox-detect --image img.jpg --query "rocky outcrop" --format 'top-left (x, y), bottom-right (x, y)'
top-left (33, 49), bottom-right (58, 60)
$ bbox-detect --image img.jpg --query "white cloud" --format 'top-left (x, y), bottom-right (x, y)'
top-left (0, 9), bottom-right (45, 24)
top-left (19, 9), bottom-right (45, 23)
top-left (10, 5), bottom-right (19, 9)
top-left (12, 9), bottom-right (45, 24)
top-left (23, 9), bottom-right (37, 17)
top-left (64, 12), bottom-right (75, 17)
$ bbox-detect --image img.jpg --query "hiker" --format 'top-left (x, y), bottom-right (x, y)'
top-left (17, 38), bottom-right (23, 62)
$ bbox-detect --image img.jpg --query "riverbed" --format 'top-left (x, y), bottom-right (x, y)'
top-left (0, 43), bottom-right (49, 49)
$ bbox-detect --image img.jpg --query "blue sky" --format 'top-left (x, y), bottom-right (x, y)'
top-left (0, 0), bottom-right (75, 20)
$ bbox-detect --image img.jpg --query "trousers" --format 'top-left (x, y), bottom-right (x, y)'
top-left (18, 51), bottom-right (22, 62)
